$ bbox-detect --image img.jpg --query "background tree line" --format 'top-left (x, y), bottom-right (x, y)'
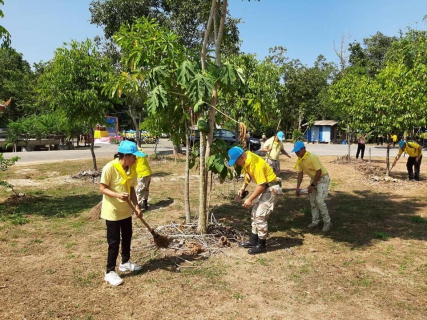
top-left (1, 0), bottom-right (426, 230)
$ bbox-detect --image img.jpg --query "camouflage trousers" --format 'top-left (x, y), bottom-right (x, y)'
top-left (309, 175), bottom-right (331, 224)
top-left (251, 185), bottom-right (282, 239)
top-left (265, 158), bottom-right (280, 176)
top-left (136, 175), bottom-right (151, 205)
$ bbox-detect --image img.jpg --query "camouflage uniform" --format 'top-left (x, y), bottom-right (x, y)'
top-left (251, 185), bottom-right (282, 239)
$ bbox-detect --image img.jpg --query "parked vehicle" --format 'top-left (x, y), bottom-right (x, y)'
top-left (187, 129), bottom-right (261, 151)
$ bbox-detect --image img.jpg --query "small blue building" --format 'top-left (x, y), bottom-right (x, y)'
top-left (304, 120), bottom-right (338, 143)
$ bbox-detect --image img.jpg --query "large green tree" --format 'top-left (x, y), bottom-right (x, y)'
top-left (0, 0), bottom-right (10, 47)
top-left (0, 47), bottom-right (36, 126)
top-left (37, 39), bottom-right (115, 170)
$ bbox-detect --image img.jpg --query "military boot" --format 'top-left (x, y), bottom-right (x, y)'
top-left (239, 233), bottom-right (258, 248)
top-left (248, 239), bottom-right (266, 255)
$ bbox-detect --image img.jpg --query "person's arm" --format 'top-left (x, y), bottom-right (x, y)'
top-left (392, 153), bottom-right (401, 167)
top-left (308, 169), bottom-right (322, 193)
top-left (261, 140), bottom-right (271, 153)
top-left (238, 173), bottom-right (251, 196)
top-left (281, 148), bottom-right (291, 158)
top-left (295, 171), bottom-right (304, 196)
top-left (130, 186), bottom-right (142, 218)
top-left (243, 184), bottom-right (266, 208)
top-left (100, 183), bottom-right (128, 200)
top-left (416, 146), bottom-right (422, 162)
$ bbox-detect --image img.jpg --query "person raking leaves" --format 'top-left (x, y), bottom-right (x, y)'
top-left (392, 140), bottom-right (423, 181)
top-left (228, 146), bottom-right (283, 254)
top-left (293, 141), bottom-right (332, 232)
top-left (100, 140), bottom-right (145, 286)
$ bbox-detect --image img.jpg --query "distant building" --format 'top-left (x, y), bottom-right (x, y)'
top-left (304, 120), bottom-right (339, 143)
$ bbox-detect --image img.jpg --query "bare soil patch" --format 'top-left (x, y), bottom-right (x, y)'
top-left (1, 155), bottom-right (426, 320)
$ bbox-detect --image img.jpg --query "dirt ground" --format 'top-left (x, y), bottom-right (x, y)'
top-left (0, 155), bottom-right (426, 320)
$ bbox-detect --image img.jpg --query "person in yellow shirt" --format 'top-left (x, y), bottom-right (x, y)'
top-left (100, 140), bottom-right (144, 286)
top-left (136, 150), bottom-right (152, 210)
top-left (392, 140), bottom-right (423, 181)
top-left (422, 130), bottom-right (427, 149)
top-left (293, 141), bottom-right (332, 232)
top-left (392, 134), bottom-right (398, 147)
top-left (262, 131), bottom-right (291, 176)
top-left (228, 146), bottom-right (282, 254)
top-left (125, 138), bottom-right (153, 209)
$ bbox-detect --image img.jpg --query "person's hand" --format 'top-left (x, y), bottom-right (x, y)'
top-left (308, 185), bottom-right (315, 193)
top-left (242, 198), bottom-right (252, 208)
top-left (119, 192), bottom-right (129, 200)
top-left (134, 206), bottom-right (143, 219)
top-left (295, 189), bottom-right (300, 197)
top-left (287, 154), bottom-right (291, 159)
top-left (238, 188), bottom-right (245, 197)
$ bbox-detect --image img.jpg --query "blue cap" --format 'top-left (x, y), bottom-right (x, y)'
top-left (292, 141), bottom-right (305, 153)
top-left (277, 131), bottom-right (285, 141)
top-left (398, 140), bottom-right (405, 149)
top-left (118, 140), bottom-right (146, 157)
top-left (228, 146), bottom-right (244, 166)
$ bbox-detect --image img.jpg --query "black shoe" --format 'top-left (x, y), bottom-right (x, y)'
top-left (239, 234), bottom-right (258, 248)
top-left (248, 239), bottom-right (266, 255)
top-left (143, 200), bottom-right (148, 210)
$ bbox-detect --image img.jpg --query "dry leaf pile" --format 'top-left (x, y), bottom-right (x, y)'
top-left (134, 220), bottom-right (245, 257)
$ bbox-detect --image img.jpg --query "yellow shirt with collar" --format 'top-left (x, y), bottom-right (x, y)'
top-left (295, 152), bottom-right (328, 178)
top-left (263, 136), bottom-right (284, 160)
top-left (242, 151), bottom-right (277, 185)
top-left (100, 161), bottom-right (137, 221)
top-left (398, 141), bottom-right (423, 157)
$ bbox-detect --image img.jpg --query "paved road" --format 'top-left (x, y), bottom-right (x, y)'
top-left (3, 139), bottom-right (176, 165)
top-left (3, 140), bottom-right (399, 165)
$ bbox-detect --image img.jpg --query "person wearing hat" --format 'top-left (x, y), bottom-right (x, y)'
top-left (228, 146), bottom-right (282, 254)
top-left (100, 140), bottom-right (145, 286)
top-left (292, 141), bottom-right (332, 232)
top-left (262, 131), bottom-right (291, 176)
top-left (125, 138), bottom-right (152, 210)
top-left (392, 140), bottom-right (423, 181)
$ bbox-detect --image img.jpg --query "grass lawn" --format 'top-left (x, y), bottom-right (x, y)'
top-left (0, 154), bottom-right (426, 320)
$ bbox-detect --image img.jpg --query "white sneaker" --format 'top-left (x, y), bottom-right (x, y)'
top-left (104, 271), bottom-right (123, 286)
top-left (119, 261), bottom-right (142, 272)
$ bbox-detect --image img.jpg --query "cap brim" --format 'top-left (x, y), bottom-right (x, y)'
top-left (134, 151), bottom-right (146, 157)
top-left (277, 136), bottom-right (284, 141)
top-left (292, 147), bottom-right (301, 153)
top-left (228, 158), bottom-right (237, 166)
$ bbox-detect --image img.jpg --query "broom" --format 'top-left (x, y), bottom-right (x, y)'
top-left (125, 199), bottom-right (172, 249)
top-left (86, 200), bottom-right (102, 221)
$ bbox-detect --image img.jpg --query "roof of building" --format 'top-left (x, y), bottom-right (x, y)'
top-left (302, 120), bottom-right (338, 127)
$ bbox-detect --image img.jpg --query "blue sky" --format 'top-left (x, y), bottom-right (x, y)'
top-left (2, 0), bottom-right (427, 67)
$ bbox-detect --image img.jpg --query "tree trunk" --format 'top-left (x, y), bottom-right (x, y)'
top-left (182, 101), bottom-right (191, 224)
top-left (198, 132), bottom-right (207, 234)
top-left (386, 143), bottom-right (391, 176)
top-left (90, 127), bottom-right (98, 170)
top-left (197, 0), bottom-right (227, 234)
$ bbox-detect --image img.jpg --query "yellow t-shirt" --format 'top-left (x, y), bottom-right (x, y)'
top-left (263, 136), bottom-right (284, 160)
top-left (392, 135), bottom-right (398, 142)
top-left (398, 141), bottom-right (422, 157)
top-left (136, 155), bottom-right (152, 178)
top-left (423, 132), bottom-right (427, 139)
top-left (242, 151), bottom-right (277, 185)
top-left (100, 161), bottom-right (137, 221)
top-left (295, 152), bottom-right (328, 178)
